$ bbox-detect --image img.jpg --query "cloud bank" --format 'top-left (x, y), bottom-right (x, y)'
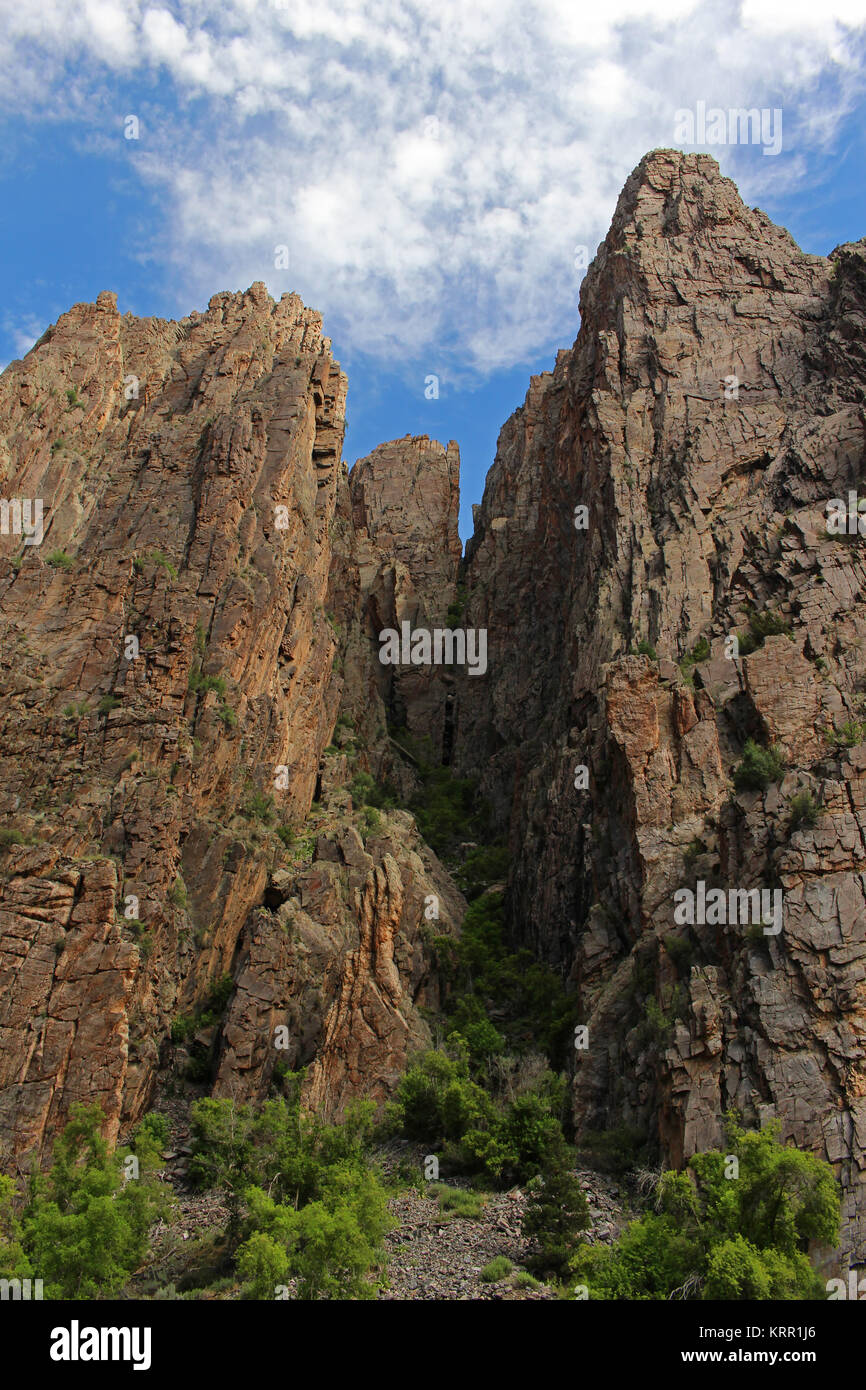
top-left (1, 0), bottom-right (864, 375)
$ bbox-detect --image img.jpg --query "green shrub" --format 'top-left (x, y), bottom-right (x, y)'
top-left (514, 1270), bottom-right (542, 1289)
top-left (218, 702), bottom-right (237, 729)
top-left (349, 771), bottom-right (396, 810)
top-left (386, 1044), bottom-right (491, 1146)
top-left (188, 1091), bottom-right (390, 1297)
top-left (789, 791), bottom-right (820, 832)
top-left (577, 1125), bottom-right (652, 1176)
top-left (97, 694), bottom-right (120, 715)
top-left (0, 828), bottom-right (26, 848)
top-left (46, 549), bottom-right (74, 569)
top-left (446, 583), bottom-right (468, 629)
top-left (480, 1255), bottom-right (512, 1282)
top-left (523, 1165), bottom-right (589, 1278)
top-left (455, 843), bottom-right (510, 900)
top-left (737, 608), bottom-right (792, 656)
top-left (733, 739), bottom-right (786, 791)
top-left (12, 1104), bottom-right (168, 1298)
top-left (237, 1230), bottom-right (289, 1298)
top-left (636, 639), bottom-right (657, 661)
top-left (571, 1119), bottom-right (839, 1300)
top-left (826, 719), bottom-right (866, 748)
top-left (188, 667), bottom-right (226, 696)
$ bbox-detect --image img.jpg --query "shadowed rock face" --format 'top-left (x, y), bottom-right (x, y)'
top-left (350, 435), bottom-right (462, 757)
top-left (1, 149), bottom-right (865, 1270)
top-left (450, 149), bottom-right (866, 1266)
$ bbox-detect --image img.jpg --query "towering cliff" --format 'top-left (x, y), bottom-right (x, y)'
top-left (1, 149), bottom-right (865, 1270)
top-left (0, 283), bottom-right (459, 1160)
top-left (451, 150), bottom-right (866, 1265)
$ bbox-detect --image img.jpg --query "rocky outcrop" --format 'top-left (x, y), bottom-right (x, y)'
top-left (0, 284), bottom-right (442, 1163)
top-left (350, 436), bottom-right (461, 756)
top-left (451, 150), bottom-right (866, 1267)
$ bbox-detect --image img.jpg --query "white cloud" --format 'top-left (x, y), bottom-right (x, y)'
top-left (2, 315), bottom-right (48, 359)
top-left (0, 0), bottom-right (864, 374)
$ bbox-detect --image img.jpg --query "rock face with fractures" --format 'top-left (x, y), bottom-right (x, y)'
top-left (0, 282), bottom-right (449, 1163)
top-left (450, 149), bottom-right (866, 1267)
top-left (350, 435), bottom-right (461, 757)
top-left (1, 148), bottom-right (866, 1273)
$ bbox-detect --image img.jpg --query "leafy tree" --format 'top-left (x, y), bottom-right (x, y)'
top-left (523, 1164), bottom-right (590, 1278)
top-left (20, 1103), bottom-right (168, 1298)
top-left (0, 1174), bottom-right (32, 1280)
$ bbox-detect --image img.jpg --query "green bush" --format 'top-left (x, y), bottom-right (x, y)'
top-left (237, 1230), bottom-right (289, 1298)
top-left (241, 791), bottom-right (276, 825)
top-left (9, 1104), bottom-right (168, 1298)
top-left (789, 791), bottom-right (820, 832)
top-left (576, 1125), bottom-right (652, 1176)
top-left (636, 639), bottom-right (657, 661)
top-left (733, 739), bottom-right (786, 792)
top-left (189, 1090), bottom-right (390, 1298)
top-left (188, 667), bottom-right (226, 696)
top-left (737, 608), bottom-right (792, 656)
top-left (455, 843), bottom-right (510, 900)
top-left (480, 1255), bottom-right (512, 1282)
top-left (523, 1165), bottom-right (589, 1278)
top-left (826, 719), bottom-right (866, 749)
top-left (135, 549), bottom-right (178, 581)
top-left (571, 1119), bottom-right (839, 1300)
top-left (349, 770), bottom-right (396, 810)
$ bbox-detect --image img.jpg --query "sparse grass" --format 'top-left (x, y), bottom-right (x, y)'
top-left (134, 550), bottom-right (178, 581)
top-left (429, 1184), bottom-right (486, 1220)
top-left (241, 791), bottom-right (275, 825)
top-left (170, 876), bottom-right (188, 909)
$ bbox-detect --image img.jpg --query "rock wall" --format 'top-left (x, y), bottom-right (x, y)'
top-left (452, 150), bottom-right (866, 1266)
top-left (349, 435), bottom-right (461, 756)
top-left (0, 284), bottom-right (448, 1162)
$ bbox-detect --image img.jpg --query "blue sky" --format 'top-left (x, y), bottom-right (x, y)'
top-left (1, 1), bottom-right (865, 540)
